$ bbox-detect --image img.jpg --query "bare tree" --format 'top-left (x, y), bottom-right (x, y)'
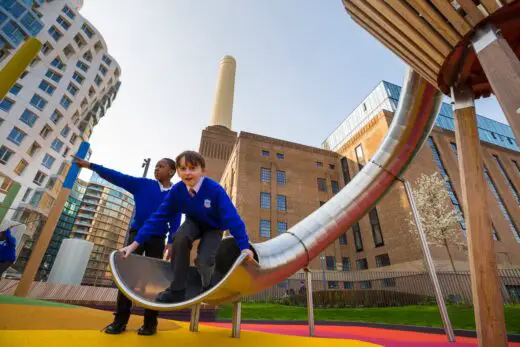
top-left (405, 172), bottom-right (467, 272)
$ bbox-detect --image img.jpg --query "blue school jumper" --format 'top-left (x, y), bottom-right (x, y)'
top-left (90, 164), bottom-right (181, 243)
top-left (135, 177), bottom-right (249, 250)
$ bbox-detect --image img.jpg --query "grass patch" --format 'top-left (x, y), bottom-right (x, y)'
top-left (0, 295), bottom-right (77, 308)
top-left (216, 303), bottom-right (520, 333)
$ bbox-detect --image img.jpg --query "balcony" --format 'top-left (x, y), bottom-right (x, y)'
top-left (76, 213), bottom-right (94, 219)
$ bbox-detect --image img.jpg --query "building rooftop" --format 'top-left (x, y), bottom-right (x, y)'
top-left (322, 81), bottom-right (519, 153)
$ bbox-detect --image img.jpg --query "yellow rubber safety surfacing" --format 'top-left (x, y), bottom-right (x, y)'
top-left (0, 324), bottom-right (381, 347)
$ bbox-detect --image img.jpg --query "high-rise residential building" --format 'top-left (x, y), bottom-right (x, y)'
top-left (201, 57), bottom-right (520, 277)
top-left (0, 0), bottom-right (121, 259)
top-left (14, 172), bottom-right (133, 284)
top-left (76, 172), bottom-right (133, 286)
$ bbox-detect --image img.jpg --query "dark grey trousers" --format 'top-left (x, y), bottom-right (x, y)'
top-left (169, 218), bottom-right (223, 291)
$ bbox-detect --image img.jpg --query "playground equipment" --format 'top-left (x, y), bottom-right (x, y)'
top-left (110, 67), bottom-right (445, 336)
top-left (340, 1), bottom-right (520, 346)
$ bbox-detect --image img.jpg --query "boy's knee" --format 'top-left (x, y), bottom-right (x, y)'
top-left (195, 255), bottom-right (215, 268)
top-left (173, 234), bottom-right (192, 249)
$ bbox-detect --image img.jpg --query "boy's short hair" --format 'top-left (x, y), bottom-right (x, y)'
top-left (176, 151), bottom-right (206, 169)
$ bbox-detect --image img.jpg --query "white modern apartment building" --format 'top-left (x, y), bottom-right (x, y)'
top-left (0, 0), bottom-right (121, 247)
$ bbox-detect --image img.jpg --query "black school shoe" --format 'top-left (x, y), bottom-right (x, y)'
top-left (155, 289), bottom-right (186, 303)
top-left (137, 323), bottom-right (157, 336)
top-left (104, 322), bottom-right (126, 334)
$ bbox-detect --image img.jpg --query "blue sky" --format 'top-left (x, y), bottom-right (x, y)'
top-left (80, 0), bottom-right (505, 181)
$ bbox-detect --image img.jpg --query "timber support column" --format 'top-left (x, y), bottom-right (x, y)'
top-left (451, 85), bottom-right (507, 347)
top-left (472, 25), bottom-right (520, 142)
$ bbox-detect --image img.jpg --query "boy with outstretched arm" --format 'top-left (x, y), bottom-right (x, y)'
top-left (120, 150), bottom-right (254, 303)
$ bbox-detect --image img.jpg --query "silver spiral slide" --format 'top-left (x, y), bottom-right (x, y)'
top-left (109, 68), bottom-right (442, 311)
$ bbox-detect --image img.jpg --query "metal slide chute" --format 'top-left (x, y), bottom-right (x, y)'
top-left (109, 67), bottom-right (442, 311)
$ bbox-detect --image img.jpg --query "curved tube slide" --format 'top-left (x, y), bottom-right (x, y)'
top-left (109, 68), bottom-right (442, 311)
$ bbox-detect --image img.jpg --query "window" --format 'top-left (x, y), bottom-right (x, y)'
top-left (484, 168), bottom-right (520, 243)
top-left (355, 145), bottom-right (366, 170)
top-left (431, 138), bottom-right (466, 231)
top-left (276, 170), bottom-right (286, 184)
top-left (0, 98), bottom-right (14, 112)
top-left (30, 94), bottom-right (47, 110)
top-left (382, 278), bottom-right (396, 288)
top-left (277, 195), bottom-right (287, 211)
top-left (260, 167), bottom-right (271, 183)
top-left (342, 257), bottom-right (351, 271)
top-left (63, 44), bottom-right (76, 58)
top-left (45, 69), bottom-right (62, 83)
top-left (83, 50), bottom-right (93, 62)
top-left (339, 233), bottom-right (347, 245)
top-left (7, 127), bottom-right (26, 145)
top-left (62, 5), bottom-right (76, 19)
top-left (72, 72), bottom-right (84, 84)
top-left (20, 10), bottom-right (42, 35)
top-left (375, 253), bottom-right (391, 267)
top-left (511, 160), bottom-right (520, 175)
top-left (51, 138), bottom-right (64, 153)
top-left (22, 188), bottom-right (32, 202)
top-left (317, 177), bottom-right (327, 192)
top-left (276, 152), bottom-right (284, 160)
top-left (261, 150), bottom-right (269, 157)
top-left (61, 125), bottom-right (70, 137)
top-left (38, 80), bottom-right (56, 95)
top-left (67, 83), bottom-right (79, 96)
top-left (19, 70), bottom-right (28, 79)
top-left (60, 95), bottom-right (72, 109)
top-left (80, 98), bottom-right (88, 109)
top-left (41, 41), bottom-right (53, 55)
top-left (356, 258), bottom-right (368, 270)
top-left (33, 171), bottom-right (47, 186)
top-left (9, 84), bottom-right (22, 95)
top-left (62, 146), bottom-right (69, 157)
top-left (50, 110), bottom-right (63, 124)
top-left (19, 109), bottom-right (38, 127)
top-left (48, 26), bottom-right (63, 41)
top-left (88, 86), bottom-right (95, 98)
top-left (369, 208), bottom-right (384, 247)
top-left (316, 161), bottom-right (323, 167)
top-left (42, 153), bottom-right (56, 169)
top-left (493, 155), bottom-right (519, 204)
top-left (353, 222), bottom-right (363, 252)
top-left (319, 201), bottom-right (325, 206)
top-left (2, 20), bottom-right (25, 45)
top-left (327, 281), bottom-right (338, 289)
top-left (260, 220), bottom-right (271, 238)
top-left (331, 180), bottom-right (340, 194)
top-left (277, 221), bottom-right (287, 233)
top-left (27, 141), bottom-right (41, 156)
top-left (102, 54), bottom-right (112, 66)
top-left (94, 75), bottom-right (103, 86)
top-left (0, 146), bottom-right (14, 164)
top-left (329, 164), bottom-right (336, 170)
top-left (260, 192), bottom-right (270, 209)
top-left (325, 256), bottom-right (336, 270)
top-left (51, 57), bottom-right (65, 70)
top-left (74, 33), bottom-right (86, 48)
top-left (14, 159), bottom-right (28, 175)
top-left (56, 15), bottom-right (70, 30)
top-left (76, 60), bottom-right (89, 72)
top-left (360, 280), bottom-right (372, 289)
top-left (99, 64), bottom-right (107, 76)
top-left (362, 102), bottom-right (367, 111)
top-left (70, 133), bottom-right (78, 144)
top-left (82, 23), bottom-right (95, 39)
top-left (343, 281), bottom-right (354, 289)
top-left (46, 176), bottom-right (57, 190)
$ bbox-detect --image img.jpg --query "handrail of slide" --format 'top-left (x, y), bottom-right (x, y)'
top-left (109, 67), bottom-right (442, 311)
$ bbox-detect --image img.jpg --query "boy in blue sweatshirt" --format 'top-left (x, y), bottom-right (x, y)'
top-left (120, 150), bottom-right (254, 303)
top-left (74, 157), bottom-right (181, 335)
top-left (0, 228), bottom-right (16, 278)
